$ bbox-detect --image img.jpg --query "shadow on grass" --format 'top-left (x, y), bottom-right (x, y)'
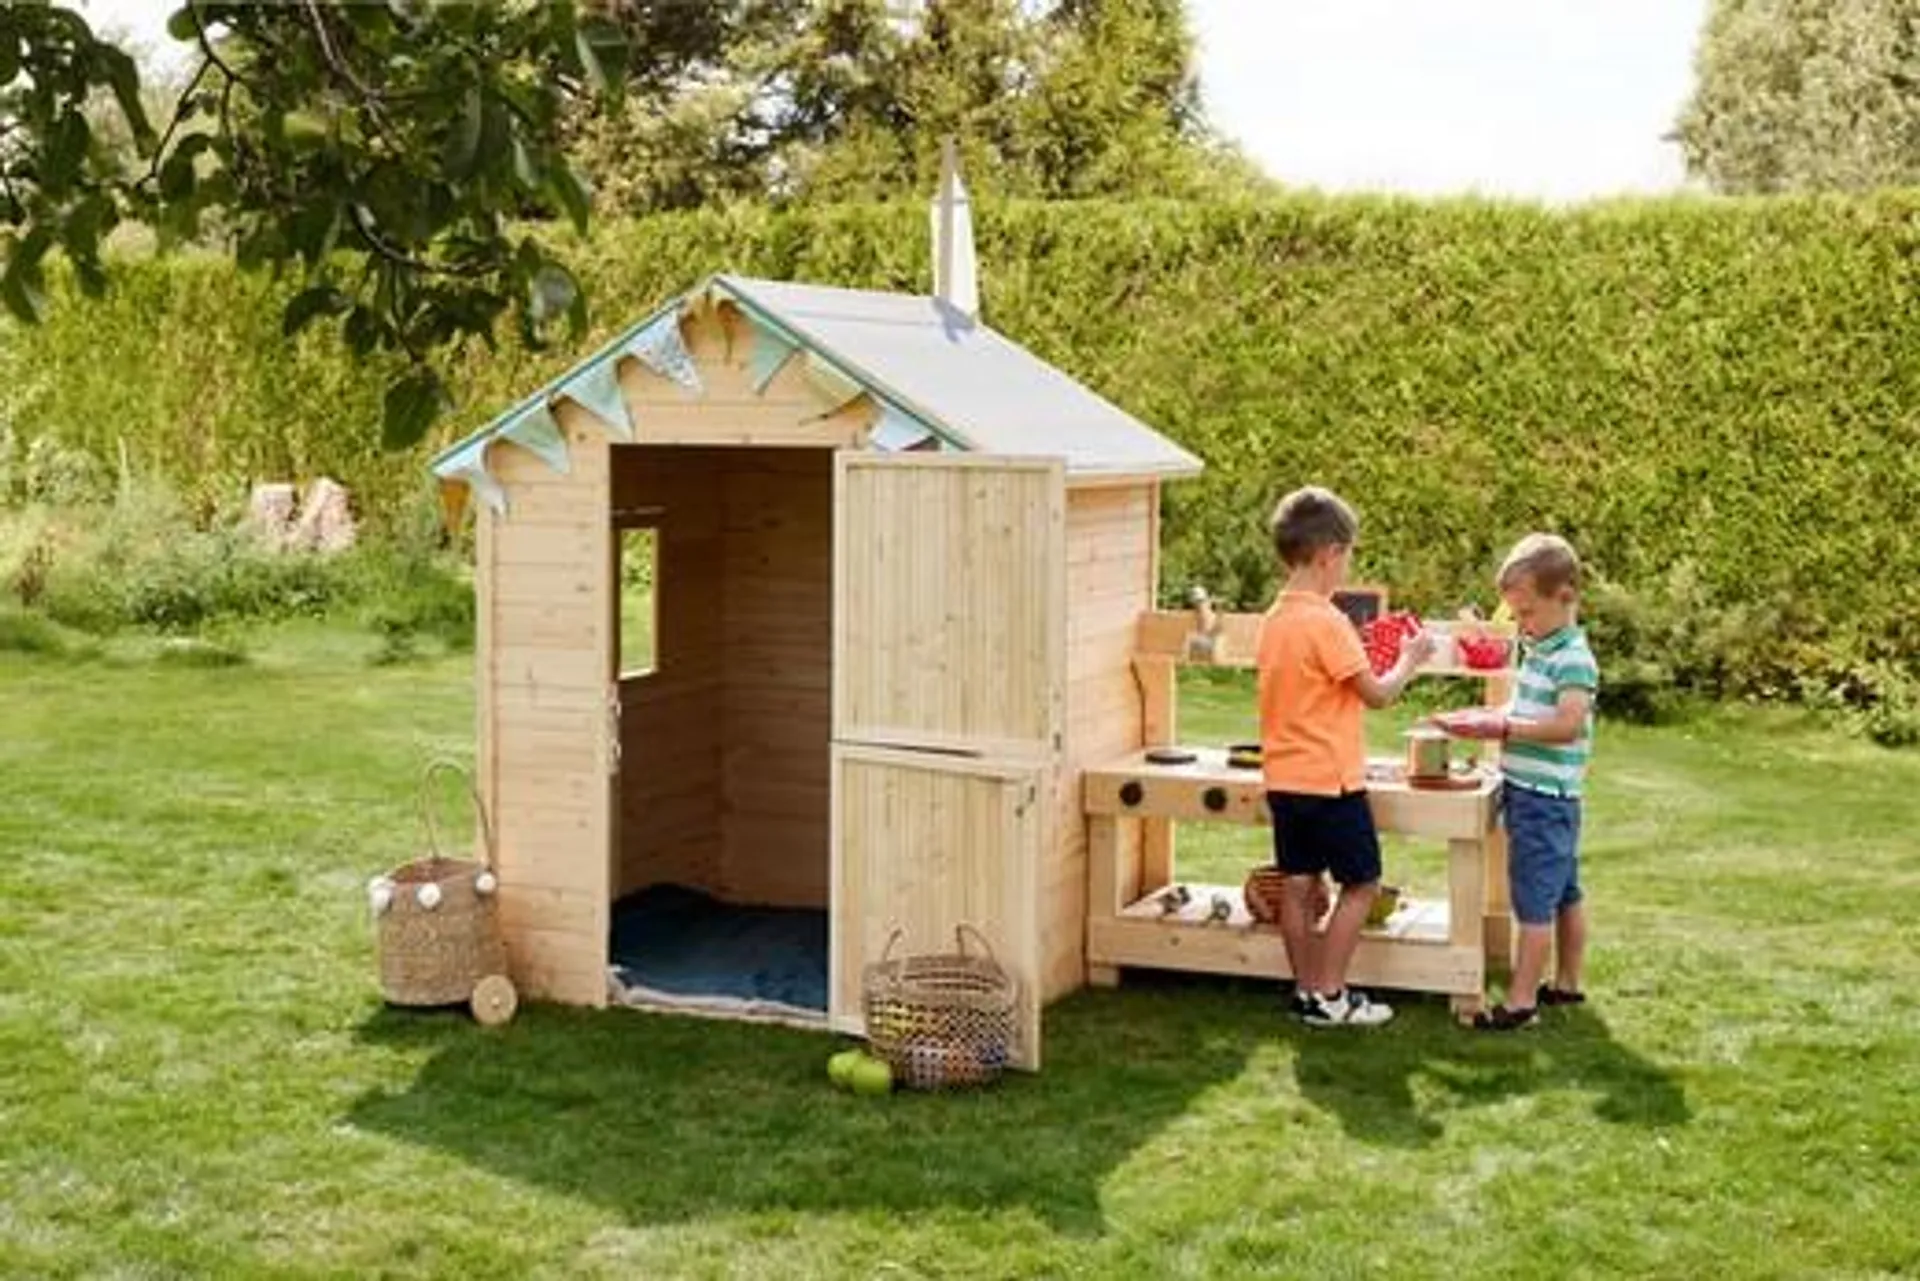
top-left (345, 983), bottom-right (1264, 1234)
top-left (1286, 996), bottom-right (1692, 1147)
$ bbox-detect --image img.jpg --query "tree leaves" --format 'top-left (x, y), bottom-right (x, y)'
top-left (382, 366), bottom-right (449, 450)
top-left (2, 2), bottom-right (634, 448)
top-left (282, 285), bottom-right (350, 338)
top-left (1677, 0), bottom-right (1920, 192)
top-left (443, 88), bottom-right (485, 182)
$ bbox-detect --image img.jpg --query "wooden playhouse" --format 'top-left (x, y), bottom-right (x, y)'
top-left (430, 274), bottom-right (1201, 1066)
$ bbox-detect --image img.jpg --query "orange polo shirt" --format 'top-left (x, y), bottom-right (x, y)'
top-left (1257, 590), bottom-right (1370, 795)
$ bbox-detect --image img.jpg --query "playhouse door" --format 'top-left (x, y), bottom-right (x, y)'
top-left (829, 454), bottom-right (1065, 1068)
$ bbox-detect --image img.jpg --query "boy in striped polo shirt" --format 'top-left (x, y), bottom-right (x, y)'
top-left (1434, 533), bottom-right (1598, 1031)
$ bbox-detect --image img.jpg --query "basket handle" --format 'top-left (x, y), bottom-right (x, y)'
top-left (877, 927), bottom-right (906, 966)
top-left (953, 923), bottom-right (999, 966)
top-left (419, 758), bottom-right (496, 872)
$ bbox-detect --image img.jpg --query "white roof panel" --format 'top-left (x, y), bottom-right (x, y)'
top-left (716, 275), bottom-right (1200, 479)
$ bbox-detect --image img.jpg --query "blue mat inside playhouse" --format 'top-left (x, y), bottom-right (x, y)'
top-left (609, 884), bottom-right (828, 1018)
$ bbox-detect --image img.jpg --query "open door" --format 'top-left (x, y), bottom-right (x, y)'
top-left (829, 454), bottom-right (1065, 1067)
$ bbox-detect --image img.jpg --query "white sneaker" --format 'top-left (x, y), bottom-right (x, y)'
top-left (1301, 988), bottom-right (1394, 1028)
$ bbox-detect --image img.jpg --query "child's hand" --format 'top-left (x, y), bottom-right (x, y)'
top-left (1402, 628), bottom-right (1437, 668)
top-left (1432, 709), bottom-right (1507, 740)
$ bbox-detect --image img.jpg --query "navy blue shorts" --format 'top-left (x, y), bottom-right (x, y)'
top-left (1503, 784), bottom-right (1583, 925)
top-left (1267, 791), bottom-right (1382, 887)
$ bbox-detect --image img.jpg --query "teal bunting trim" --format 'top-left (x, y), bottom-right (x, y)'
top-left (747, 323), bottom-right (798, 392)
top-left (803, 350), bottom-right (864, 411)
top-left (870, 402), bottom-right (935, 451)
top-left (498, 400), bottom-right (570, 474)
top-left (556, 357), bottom-right (633, 441)
top-left (627, 311), bottom-right (702, 394)
top-left (433, 435), bottom-right (508, 515)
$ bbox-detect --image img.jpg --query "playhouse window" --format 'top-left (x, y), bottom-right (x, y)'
top-left (618, 526), bottom-right (658, 678)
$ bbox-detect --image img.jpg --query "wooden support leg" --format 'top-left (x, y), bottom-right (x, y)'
top-left (1087, 815), bottom-right (1129, 985)
top-left (1141, 816), bottom-right (1174, 894)
top-left (1448, 836), bottom-right (1488, 1021)
top-left (1134, 655), bottom-right (1177, 748)
top-left (1131, 655), bottom-right (1179, 897)
top-left (1088, 815), bottom-right (1130, 915)
top-left (1481, 674), bottom-right (1516, 974)
top-left (1483, 825), bottom-right (1514, 975)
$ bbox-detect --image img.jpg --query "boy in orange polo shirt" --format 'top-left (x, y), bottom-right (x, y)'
top-left (1258, 487), bottom-right (1432, 1027)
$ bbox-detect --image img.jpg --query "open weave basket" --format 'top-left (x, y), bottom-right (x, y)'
top-left (376, 760), bottom-right (507, 1007)
top-left (863, 925), bottom-right (1016, 1090)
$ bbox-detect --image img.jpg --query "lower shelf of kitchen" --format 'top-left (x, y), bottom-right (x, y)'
top-left (1088, 883), bottom-right (1484, 1000)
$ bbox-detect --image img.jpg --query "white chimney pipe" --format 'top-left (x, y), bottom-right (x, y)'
top-left (931, 137), bottom-right (979, 320)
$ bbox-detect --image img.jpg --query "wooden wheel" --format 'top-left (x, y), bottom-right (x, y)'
top-left (470, 974), bottom-right (518, 1026)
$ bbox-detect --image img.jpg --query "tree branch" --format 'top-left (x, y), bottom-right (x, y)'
top-left (344, 202), bottom-right (486, 280)
top-left (138, 58), bottom-right (213, 194)
top-left (186, 2), bottom-right (248, 90)
top-left (301, 0), bottom-right (397, 135)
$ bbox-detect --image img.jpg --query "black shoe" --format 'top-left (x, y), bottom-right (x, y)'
top-left (1537, 985), bottom-right (1586, 1007)
top-left (1472, 1004), bottom-right (1538, 1032)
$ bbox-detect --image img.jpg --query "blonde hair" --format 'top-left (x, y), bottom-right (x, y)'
top-left (1498, 533), bottom-right (1581, 597)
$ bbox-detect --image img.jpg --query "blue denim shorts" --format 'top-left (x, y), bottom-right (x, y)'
top-left (1502, 783), bottom-right (1583, 926)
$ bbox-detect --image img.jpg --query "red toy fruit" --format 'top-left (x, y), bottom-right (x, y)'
top-left (1360, 610), bottom-right (1423, 675)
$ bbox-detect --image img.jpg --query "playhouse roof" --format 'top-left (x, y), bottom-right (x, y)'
top-left (430, 273), bottom-right (1201, 493)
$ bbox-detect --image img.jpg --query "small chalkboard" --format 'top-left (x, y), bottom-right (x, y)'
top-left (1332, 585), bottom-right (1389, 633)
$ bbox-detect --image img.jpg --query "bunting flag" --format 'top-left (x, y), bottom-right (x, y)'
top-left (869, 402), bottom-right (936, 452)
top-left (555, 356), bottom-right (633, 441)
top-left (498, 398), bottom-right (570, 474)
top-left (626, 310), bottom-right (702, 394)
top-left (436, 478), bottom-right (469, 534)
top-left (747, 322), bottom-right (799, 393)
top-left (432, 435), bottom-right (508, 516)
top-left (802, 350), bottom-right (864, 412)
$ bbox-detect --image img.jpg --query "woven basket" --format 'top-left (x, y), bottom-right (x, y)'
top-left (374, 760), bottom-right (508, 1008)
top-left (1243, 868), bottom-right (1331, 925)
top-left (863, 925), bottom-right (1016, 1090)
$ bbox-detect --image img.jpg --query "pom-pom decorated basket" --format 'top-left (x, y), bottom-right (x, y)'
top-left (369, 760), bottom-right (516, 1024)
top-left (862, 925), bottom-right (1016, 1090)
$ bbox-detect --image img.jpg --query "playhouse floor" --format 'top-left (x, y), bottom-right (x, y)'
top-left (608, 885), bottom-right (828, 1025)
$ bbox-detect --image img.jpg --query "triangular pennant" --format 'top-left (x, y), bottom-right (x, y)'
top-left (803, 350), bottom-right (864, 412)
top-left (432, 435), bottom-right (508, 516)
top-left (869, 402), bottom-right (935, 452)
top-left (555, 357), bottom-right (633, 441)
top-left (626, 311), bottom-right (702, 394)
top-left (747, 322), bottom-right (799, 393)
top-left (436, 478), bottom-right (470, 533)
top-left (498, 399), bottom-right (571, 474)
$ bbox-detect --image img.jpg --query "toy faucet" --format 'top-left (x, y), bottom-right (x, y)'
top-left (1184, 585), bottom-right (1225, 663)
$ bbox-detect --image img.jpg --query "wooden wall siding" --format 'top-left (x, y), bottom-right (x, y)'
top-left (1045, 483), bottom-right (1156, 1000)
top-left (829, 745), bottom-right (1043, 1067)
top-left (835, 457), bottom-right (1066, 758)
top-left (619, 299), bottom-right (879, 449)
top-left (718, 449), bottom-right (835, 908)
top-left (612, 446), bottom-right (724, 900)
top-left (480, 403), bottom-right (613, 1007)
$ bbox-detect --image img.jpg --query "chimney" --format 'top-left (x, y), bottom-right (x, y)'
top-left (930, 137), bottom-right (979, 320)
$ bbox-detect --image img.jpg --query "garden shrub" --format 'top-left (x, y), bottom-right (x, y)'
top-left (3, 192), bottom-right (1917, 726)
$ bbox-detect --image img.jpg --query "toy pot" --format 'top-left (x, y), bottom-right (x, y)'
top-left (1404, 727), bottom-right (1451, 780)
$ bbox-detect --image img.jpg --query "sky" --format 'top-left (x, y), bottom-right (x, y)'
top-left (1187, 0), bottom-right (1709, 201)
top-left (79, 0), bottom-right (1710, 203)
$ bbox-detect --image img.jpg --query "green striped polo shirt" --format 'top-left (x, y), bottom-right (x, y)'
top-left (1502, 625), bottom-right (1600, 798)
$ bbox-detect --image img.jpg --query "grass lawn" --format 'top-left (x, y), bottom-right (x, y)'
top-left (3, 623), bottom-right (1917, 1279)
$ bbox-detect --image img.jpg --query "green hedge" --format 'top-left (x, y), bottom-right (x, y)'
top-left (6, 193), bottom-right (1920, 696)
